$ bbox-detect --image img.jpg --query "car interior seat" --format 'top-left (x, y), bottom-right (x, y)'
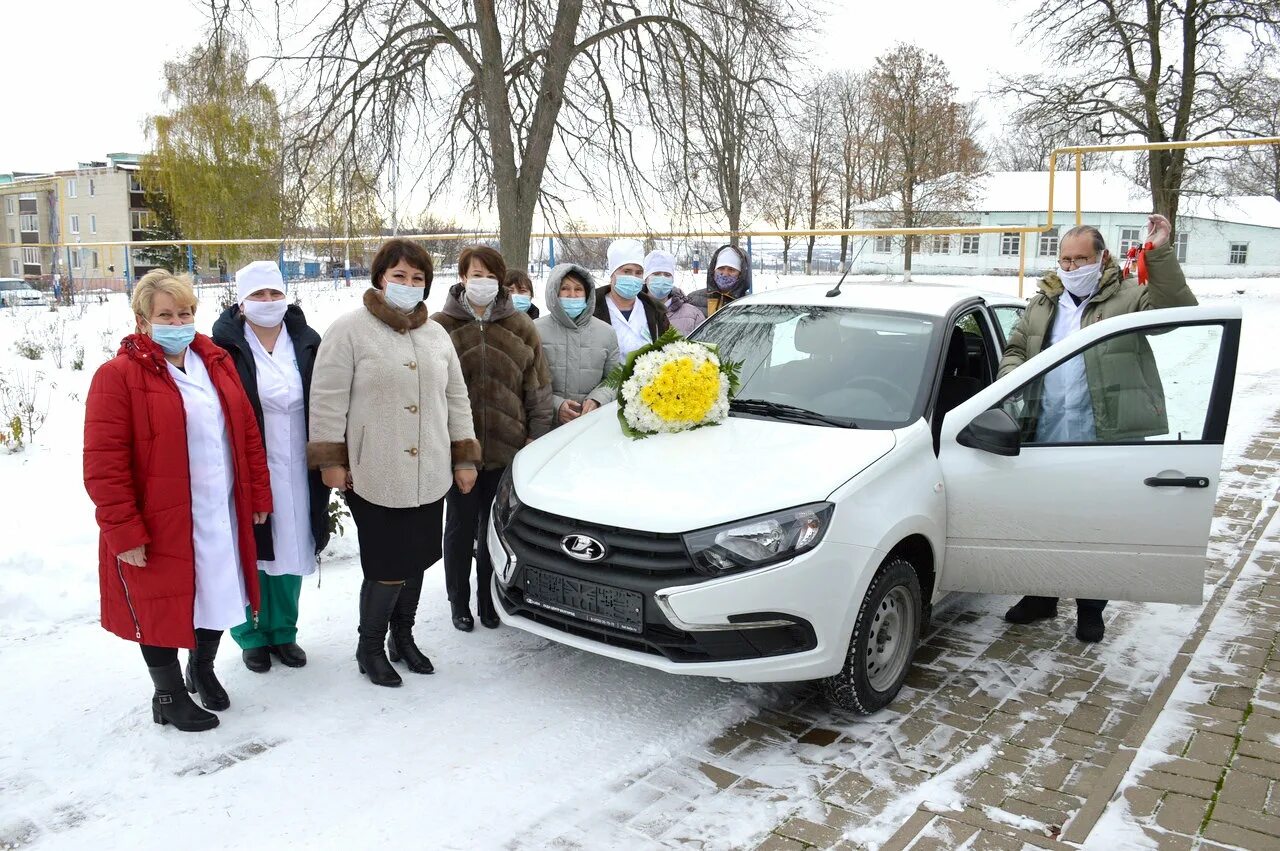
top-left (934, 326), bottom-right (987, 446)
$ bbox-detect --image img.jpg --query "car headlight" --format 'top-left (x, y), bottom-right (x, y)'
top-left (492, 466), bottom-right (522, 529)
top-left (683, 503), bottom-right (834, 576)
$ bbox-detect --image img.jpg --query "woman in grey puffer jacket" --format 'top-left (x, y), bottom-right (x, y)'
top-left (534, 263), bottom-right (621, 428)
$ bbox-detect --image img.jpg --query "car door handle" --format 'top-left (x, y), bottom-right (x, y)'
top-left (1144, 476), bottom-right (1210, 489)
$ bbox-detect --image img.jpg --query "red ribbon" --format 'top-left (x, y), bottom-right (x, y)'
top-left (1124, 241), bottom-right (1154, 285)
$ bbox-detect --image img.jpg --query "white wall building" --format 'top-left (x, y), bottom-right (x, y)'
top-left (851, 171), bottom-right (1280, 278)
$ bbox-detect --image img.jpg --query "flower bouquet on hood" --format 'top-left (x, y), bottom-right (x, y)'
top-left (604, 328), bottom-right (742, 440)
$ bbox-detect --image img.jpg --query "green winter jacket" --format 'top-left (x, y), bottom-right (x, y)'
top-left (997, 242), bottom-right (1197, 442)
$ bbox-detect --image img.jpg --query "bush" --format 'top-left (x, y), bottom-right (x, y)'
top-left (42, 317), bottom-right (70, 369)
top-left (71, 345), bottom-right (85, 371)
top-left (13, 334), bottom-right (44, 361)
top-left (0, 370), bottom-right (51, 451)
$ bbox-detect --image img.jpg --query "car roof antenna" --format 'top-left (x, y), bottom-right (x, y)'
top-left (826, 241), bottom-right (866, 297)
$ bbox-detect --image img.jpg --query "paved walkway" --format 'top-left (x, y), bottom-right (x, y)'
top-left (512, 410), bottom-right (1280, 850)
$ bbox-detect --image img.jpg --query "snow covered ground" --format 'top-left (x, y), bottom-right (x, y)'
top-left (0, 269), bottom-right (1277, 850)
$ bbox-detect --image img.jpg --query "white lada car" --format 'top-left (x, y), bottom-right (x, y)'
top-left (487, 281), bottom-right (1240, 713)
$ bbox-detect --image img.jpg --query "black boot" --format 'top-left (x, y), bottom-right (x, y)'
top-left (242, 646), bottom-right (271, 673)
top-left (387, 574), bottom-right (434, 674)
top-left (451, 602), bottom-right (475, 632)
top-left (1076, 601), bottom-right (1106, 643)
top-left (356, 580), bottom-right (403, 687)
top-left (477, 585), bottom-right (500, 630)
top-left (1004, 596), bottom-right (1059, 625)
top-left (150, 662), bottom-right (219, 731)
top-left (269, 643), bottom-right (307, 668)
top-left (184, 631), bottom-right (230, 711)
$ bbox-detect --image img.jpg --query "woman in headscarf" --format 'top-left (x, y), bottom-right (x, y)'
top-left (534, 263), bottom-right (620, 428)
top-left (686, 244), bottom-right (752, 317)
top-left (213, 261), bottom-right (330, 674)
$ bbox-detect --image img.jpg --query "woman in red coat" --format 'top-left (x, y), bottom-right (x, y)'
top-left (84, 270), bottom-right (272, 732)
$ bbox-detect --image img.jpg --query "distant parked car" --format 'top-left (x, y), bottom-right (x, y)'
top-left (0, 278), bottom-right (44, 307)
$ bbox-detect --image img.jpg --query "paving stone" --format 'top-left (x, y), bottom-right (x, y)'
top-left (1242, 713), bottom-right (1280, 746)
top-left (1008, 720), bottom-right (1059, 751)
top-left (1185, 730), bottom-right (1239, 764)
top-left (968, 830), bottom-right (1034, 850)
top-left (1122, 784), bottom-right (1165, 820)
top-left (1000, 796), bottom-right (1063, 829)
top-left (1011, 785), bottom-right (1085, 814)
top-left (1138, 770), bottom-right (1219, 799)
top-left (820, 770), bottom-right (872, 809)
top-left (1153, 792), bottom-right (1211, 835)
top-left (797, 727), bottom-right (842, 747)
top-left (754, 834), bottom-right (806, 851)
top-left (1235, 754), bottom-right (1280, 781)
top-left (1204, 819), bottom-right (1280, 850)
top-left (1136, 827), bottom-right (1197, 851)
top-left (776, 817), bottom-right (841, 848)
top-left (1063, 703), bottom-right (1110, 735)
top-left (695, 762), bottom-right (740, 791)
top-left (1211, 686), bottom-right (1259, 711)
top-left (1059, 762), bottom-right (1106, 799)
top-left (1151, 756), bottom-right (1228, 783)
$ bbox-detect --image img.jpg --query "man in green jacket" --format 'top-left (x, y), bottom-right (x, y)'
top-left (1000, 213), bottom-right (1197, 642)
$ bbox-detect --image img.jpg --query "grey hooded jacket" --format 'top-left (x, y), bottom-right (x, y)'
top-left (534, 263), bottom-right (621, 426)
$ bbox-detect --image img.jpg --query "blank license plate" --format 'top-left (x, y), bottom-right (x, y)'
top-left (523, 568), bottom-right (643, 634)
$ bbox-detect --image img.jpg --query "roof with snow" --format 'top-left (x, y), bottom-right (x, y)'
top-left (858, 171), bottom-right (1280, 230)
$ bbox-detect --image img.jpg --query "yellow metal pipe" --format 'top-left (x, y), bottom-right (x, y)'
top-left (1046, 157), bottom-right (1057, 230)
top-left (1051, 136), bottom-right (1280, 156)
top-left (1075, 153), bottom-right (1083, 226)
top-left (1018, 228), bottom-right (1028, 299)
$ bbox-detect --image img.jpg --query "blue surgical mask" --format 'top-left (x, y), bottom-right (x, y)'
top-left (512, 294), bottom-right (532, 313)
top-left (384, 282), bottom-right (424, 312)
top-left (561, 297), bottom-right (588, 318)
top-left (714, 272), bottom-right (738, 293)
top-left (151, 322), bottom-right (196, 355)
top-left (614, 275), bottom-right (644, 300)
top-left (647, 276), bottom-right (674, 299)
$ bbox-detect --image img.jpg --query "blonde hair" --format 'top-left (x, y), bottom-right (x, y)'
top-left (131, 269), bottom-right (198, 319)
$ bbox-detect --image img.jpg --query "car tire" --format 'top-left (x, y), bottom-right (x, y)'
top-left (821, 556), bottom-right (922, 715)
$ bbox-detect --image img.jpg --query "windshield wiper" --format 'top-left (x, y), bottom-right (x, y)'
top-left (729, 398), bottom-right (859, 428)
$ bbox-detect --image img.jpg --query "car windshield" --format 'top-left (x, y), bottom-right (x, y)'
top-left (0, 281), bottom-right (29, 291)
top-left (690, 304), bottom-right (939, 429)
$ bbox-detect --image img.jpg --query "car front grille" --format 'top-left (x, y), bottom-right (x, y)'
top-left (506, 506), bottom-right (698, 578)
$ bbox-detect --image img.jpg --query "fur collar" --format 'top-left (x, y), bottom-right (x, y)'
top-left (363, 287), bottom-right (429, 331)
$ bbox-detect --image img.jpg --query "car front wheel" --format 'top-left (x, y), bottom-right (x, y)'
top-left (821, 557), bottom-right (922, 715)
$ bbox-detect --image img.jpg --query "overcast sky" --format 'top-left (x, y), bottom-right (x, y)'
top-left (4, 0), bottom-right (1042, 173)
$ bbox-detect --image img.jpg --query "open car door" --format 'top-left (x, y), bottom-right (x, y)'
top-left (936, 304), bottom-right (1241, 605)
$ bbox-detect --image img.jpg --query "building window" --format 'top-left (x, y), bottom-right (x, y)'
top-left (961, 234), bottom-right (980, 255)
top-left (89, 178), bottom-right (96, 197)
top-left (19, 214), bottom-right (38, 232)
top-left (1038, 227), bottom-right (1059, 257)
top-left (1229, 242), bottom-right (1248, 265)
top-left (927, 234), bottom-right (952, 254)
top-left (1175, 232), bottom-right (1188, 263)
top-left (89, 214), bottom-right (97, 234)
top-left (69, 214), bottom-right (80, 234)
top-left (130, 209), bottom-right (155, 231)
top-left (91, 250), bottom-right (100, 269)
top-left (22, 247), bottom-right (40, 265)
top-left (1118, 227), bottom-right (1142, 256)
top-left (18, 192), bottom-right (36, 200)
top-left (1000, 233), bottom-right (1021, 256)
top-left (67, 179), bottom-right (77, 198)
top-left (4, 196), bottom-right (12, 215)
top-left (71, 249), bottom-right (82, 269)
top-left (6, 228), bottom-right (13, 244)
top-left (128, 175), bottom-right (144, 193)
top-left (873, 232), bottom-right (894, 253)
top-left (10, 259), bottom-right (18, 276)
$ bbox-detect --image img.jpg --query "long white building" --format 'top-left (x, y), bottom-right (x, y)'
top-left (850, 171), bottom-right (1280, 278)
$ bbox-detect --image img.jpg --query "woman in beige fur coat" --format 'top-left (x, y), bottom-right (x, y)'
top-left (308, 238), bottom-right (480, 688)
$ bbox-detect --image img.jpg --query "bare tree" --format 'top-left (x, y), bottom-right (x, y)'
top-left (870, 44), bottom-right (986, 280)
top-left (799, 82), bottom-right (834, 273)
top-left (649, 0), bottom-right (802, 245)
top-left (830, 71), bottom-right (891, 269)
top-left (989, 114), bottom-right (1110, 171)
top-left (999, 0), bottom-right (1280, 228)
top-left (1223, 74), bottom-right (1280, 198)
top-left (759, 133), bottom-right (805, 271)
top-left (221, 1), bottom-right (800, 270)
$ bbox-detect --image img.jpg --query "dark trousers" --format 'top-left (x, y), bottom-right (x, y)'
top-left (1031, 596), bottom-right (1108, 615)
top-left (442, 467), bottom-right (505, 610)
top-left (139, 629), bottom-right (222, 666)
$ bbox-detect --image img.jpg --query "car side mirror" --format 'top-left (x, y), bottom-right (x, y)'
top-left (957, 408), bottom-right (1021, 456)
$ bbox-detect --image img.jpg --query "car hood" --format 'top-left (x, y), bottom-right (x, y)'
top-left (513, 406), bottom-right (895, 533)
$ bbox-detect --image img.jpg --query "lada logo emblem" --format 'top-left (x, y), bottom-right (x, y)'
top-left (560, 534), bottom-right (606, 562)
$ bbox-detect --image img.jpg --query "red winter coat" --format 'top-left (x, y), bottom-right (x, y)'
top-left (83, 333), bottom-right (272, 649)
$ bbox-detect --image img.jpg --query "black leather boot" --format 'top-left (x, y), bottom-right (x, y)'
top-left (477, 584), bottom-right (500, 630)
top-left (387, 574), bottom-right (434, 674)
top-left (185, 631), bottom-right (230, 711)
top-left (242, 646), bottom-right (271, 673)
top-left (451, 602), bottom-right (475, 632)
top-left (356, 580), bottom-right (403, 687)
top-left (1004, 596), bottom-right (1059, 625)
top-left (150, 662), bottom-right (219, 731)
top-left (1076, 601), bottom-right (1106, 642)
top-left (269, 643), bottom-right (307, 668)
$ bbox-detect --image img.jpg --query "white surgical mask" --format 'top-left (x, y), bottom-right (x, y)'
top-left (242, 299), bottom-right (288, 328)
top-left (384, 282), bottom-right (425, 312)
top-left (1059, 258), bottom-right (1103, 299)
top-left (466, 277), bottom-right (501, 307)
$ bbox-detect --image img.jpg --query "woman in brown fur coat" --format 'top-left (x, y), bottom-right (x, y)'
top-left (432, 245), bottom-right (552, 631)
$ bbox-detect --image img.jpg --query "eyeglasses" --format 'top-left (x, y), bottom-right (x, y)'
top-left (1058, 255), bottom-right (1097, 271)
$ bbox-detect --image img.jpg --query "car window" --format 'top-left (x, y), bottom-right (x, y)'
top-left (0, 281), bottom-right (26, 291)
top-left (996, 322), bottom-right (1225, 445)
top-left (992, 306), bottom-right (1023, 343)
top-left (692, 305), bottom-right (938, 428)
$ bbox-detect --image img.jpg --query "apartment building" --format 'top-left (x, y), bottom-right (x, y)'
top-left (1, 153), bottom-right (158, 288)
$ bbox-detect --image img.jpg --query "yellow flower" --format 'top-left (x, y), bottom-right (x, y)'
top-left (639, 357), bottom-right (721, 424)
